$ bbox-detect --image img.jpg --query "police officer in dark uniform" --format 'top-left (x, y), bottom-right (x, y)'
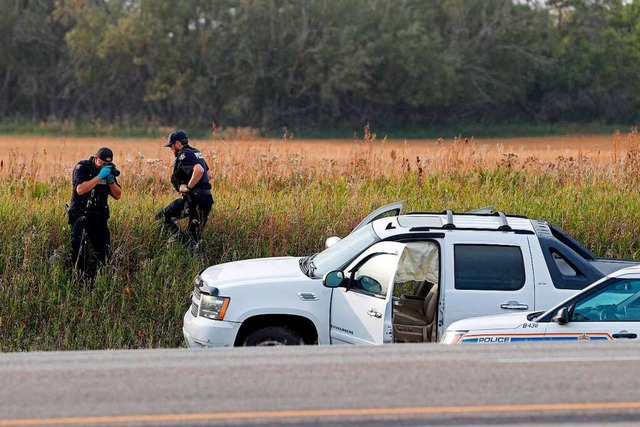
top-left (67, 147), bottom-right (122, 280)
top-left (156, 130), bottom-right (214, 250)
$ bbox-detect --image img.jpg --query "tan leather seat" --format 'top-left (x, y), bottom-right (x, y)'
top-left (412, 280), bottom-right (433, 297)
top-left (424, 284), bottom-right (438, 342)
top-left (392, 281), bottom-right (436, 343)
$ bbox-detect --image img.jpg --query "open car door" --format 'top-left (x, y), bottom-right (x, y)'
top-left (325, 201), bottom-right (404, 249)
top-left (328, 241), bottom-right (407, 345)
top-left (350, 201), bottom-right (404, 234)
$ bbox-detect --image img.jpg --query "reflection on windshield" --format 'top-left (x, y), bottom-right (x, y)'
top-left (308, 225), bottom-right (380, 278)
top-left (578, 288), bottom-right (636, 309)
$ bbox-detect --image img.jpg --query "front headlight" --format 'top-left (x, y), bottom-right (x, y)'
top-left (441, 330), bottom-right (468, 344)
top-left (200, 295), bottom-right (230, 320)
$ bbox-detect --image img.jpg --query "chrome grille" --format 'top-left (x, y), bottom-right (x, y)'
top-left (193, 286), bottom-right (201, 300)
top-left (190, 301), bottom-right (199, 317)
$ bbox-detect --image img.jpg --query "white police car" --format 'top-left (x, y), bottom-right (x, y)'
top-left (441, 265), bottom-right (640, 344)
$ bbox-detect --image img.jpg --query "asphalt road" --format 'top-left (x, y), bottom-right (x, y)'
top-left (2, 342), bottom-right (640, 426)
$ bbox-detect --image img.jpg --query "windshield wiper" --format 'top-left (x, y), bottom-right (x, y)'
top-left (527, 311), bottom-right (545, 321)
top-left (299, 257), bottom-right (309, 275)
top-left (299, 254), bottom-right (317, 277)
top-left (309, 260), bottom-right (317, 277)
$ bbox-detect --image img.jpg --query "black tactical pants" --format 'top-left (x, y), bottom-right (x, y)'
top-left (156, 193), bottom-right (213, 247)
top-left (70, 214), bottom-right (111, 280)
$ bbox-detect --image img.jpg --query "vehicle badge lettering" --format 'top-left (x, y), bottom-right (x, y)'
top-left (477, 336), bottom-right (511, 343)
top-left (331, 324), bottom-right (354, 335)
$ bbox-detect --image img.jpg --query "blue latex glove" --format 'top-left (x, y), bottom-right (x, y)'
top-left (106, 173), bottom-right (115, 184)
top-left (97, 165), bottom-right (112, 179)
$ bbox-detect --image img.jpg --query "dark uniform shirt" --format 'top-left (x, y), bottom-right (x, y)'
top-left (171, 146), bottom-right (211, 192)
top-left (68, 157), bottom-right (118, 220)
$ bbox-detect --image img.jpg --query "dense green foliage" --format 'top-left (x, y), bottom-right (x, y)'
top-left (1, 0), bottom-right (640, 135)
top-left (3, 145), bottom-right (640, 351)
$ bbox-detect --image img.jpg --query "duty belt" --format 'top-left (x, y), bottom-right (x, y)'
top-left (191, 189), bottom-right (212, 195)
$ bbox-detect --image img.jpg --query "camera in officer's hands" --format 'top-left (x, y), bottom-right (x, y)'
top-left (106, 162), bottom-right (121, 177)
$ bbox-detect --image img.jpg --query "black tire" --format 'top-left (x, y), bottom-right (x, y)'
top-left (243, 326), bottom-right (304, 346)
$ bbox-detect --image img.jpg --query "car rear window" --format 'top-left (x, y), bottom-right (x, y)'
top-left (454, 244), bottom-right (526, 291)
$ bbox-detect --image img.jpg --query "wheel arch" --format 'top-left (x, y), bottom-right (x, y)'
top-left (234, 314), bottom-right (319, 346)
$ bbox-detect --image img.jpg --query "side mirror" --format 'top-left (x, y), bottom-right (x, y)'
top-left (553, 307), bottom-right (569, 325)
top-left (323, 270), bottom-right (346, 288)
top-left (325, 236), bottom-right (341, 249)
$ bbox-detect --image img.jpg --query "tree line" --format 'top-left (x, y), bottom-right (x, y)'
top-left (1, 0), bottom-right (639, 135)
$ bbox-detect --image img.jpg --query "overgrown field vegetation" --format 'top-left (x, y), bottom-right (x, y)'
top-left (2, 131), bottom-right (640, 352)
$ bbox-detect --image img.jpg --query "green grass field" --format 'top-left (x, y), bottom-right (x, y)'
top-left (2, 132), bottom-right (640, 351)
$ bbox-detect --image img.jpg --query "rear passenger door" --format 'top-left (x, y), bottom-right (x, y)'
top-left (441, 233), bottom-right (535, 333)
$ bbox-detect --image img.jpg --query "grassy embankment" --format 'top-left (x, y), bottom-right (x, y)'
top-left (2, 131), bottom-right (640, 351)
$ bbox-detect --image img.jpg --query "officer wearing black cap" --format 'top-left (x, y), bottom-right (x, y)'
top-left (157, 130), bottom-right (214, 250)
top-left (67, 147), bottom-right (122, 280)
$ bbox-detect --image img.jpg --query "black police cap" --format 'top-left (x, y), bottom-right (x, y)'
top-left (165, 130), bottom-right (189, 147)
top-left (96, 147), bottom-right (113, 162)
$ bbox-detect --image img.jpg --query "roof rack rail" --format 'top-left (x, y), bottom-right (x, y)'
top-left (443, 210), bottom-right (456, 229)
top-left (497, 211), bottom-right (512, 231)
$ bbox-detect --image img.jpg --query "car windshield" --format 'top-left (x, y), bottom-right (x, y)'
top-left (572, 279), bottom-right (640, 321)
top-left (303, 224), bottom-right (380, 278)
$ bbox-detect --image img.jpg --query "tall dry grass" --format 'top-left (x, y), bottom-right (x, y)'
top-left (1, 130), bottom-right (640, 351)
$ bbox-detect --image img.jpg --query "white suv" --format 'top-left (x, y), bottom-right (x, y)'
top-left (183, 202), bottom-right (638, 347)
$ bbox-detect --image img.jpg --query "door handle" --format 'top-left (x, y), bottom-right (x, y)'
top-left (612, 332), bottom-right (637, 339)
top-left (500, 301), bottom-right (529, 310)
top-left (367, 308), bottom-right (382, 318)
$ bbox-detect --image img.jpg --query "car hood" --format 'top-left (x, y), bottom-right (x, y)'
top-left (200, 256), bottom-right (308, 288)
top-left (448, 312), bottom-right (534, 332)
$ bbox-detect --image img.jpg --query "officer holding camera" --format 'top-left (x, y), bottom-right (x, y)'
top-left (156, 130), bottom-right (213, 251)
top-left (67, 147), bottom-right (122, 280)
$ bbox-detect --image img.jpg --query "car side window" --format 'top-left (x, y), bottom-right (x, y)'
top-left (551, 250), bottom-right (578, 277)
top-left (351, 253), bottom-right (398, 297)
top-left (572, 279), bottom-right (640, 322)
top-left (454, 244), bottom-right (525, 291)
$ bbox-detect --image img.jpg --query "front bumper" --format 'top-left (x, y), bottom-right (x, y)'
top-left (182, 310), bottom-right (241, 348)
